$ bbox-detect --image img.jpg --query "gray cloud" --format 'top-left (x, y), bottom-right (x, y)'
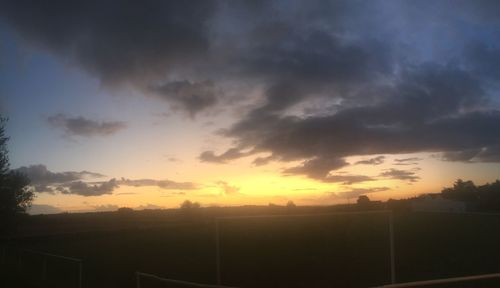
top-left (355, 156), bottom-right (385, 166)
top-left (118, 178), bottom-right (198, 190)
top-left (380, 169), bottom-right (420, 183)
top-left (150, 80), bottom-right (218, 117)
top-left (393, 157), bottom-right (422, 166)
top-left (322, 174), bottom-right (375, 185)
top-left (47, 114), bottom-right (126, 137)
top-left (216, 181), bottom-right (240, 195)
top-left (17, 165), bottom-right (198, 196)
top-left (281, 157), bottom-right (374, 184)
top-left (57, 179), bottom-right (118, 196)
top-left (283, 157), bottom-right (348, 180)
top-left (16, 164), bottom-right (116, 196)
top-left (442, 145), bottom-right (500, 163)
top-left (252, 155), bottom-right (276, 166)
top-left (0, 0), bottom-right (216, 85)
top-left (334, 187), bottom-right (389, 199)
top-left (199, 148), bottom-right (252, 164)
top-left (201, 65), bottom-right (500, 179)
top-left (2, 0), bottom-right (500, 181)
top-left (16, 164), bottom-right (105, 187)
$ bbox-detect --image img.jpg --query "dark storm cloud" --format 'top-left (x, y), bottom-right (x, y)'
top-left (0, 0), bottom-right (216, 85)
top-left (2, 0), bottom-right (500, 184)
top-left (150, 80), bottom-right (218, 117)
top-left (355, 156), bottom-right (385, 166)
top-left (242, 29), bottom-right (392, 86)
top-left (202, 64), bottom-right (500, 179)
top-left (380, 169), bottom-right (420, 183)
top-left (0, 0), bottom-right (391, 116)
top-left (442, 145), bottom-right (500, 163)
top-left (47, 114), bottom-right (126, 137)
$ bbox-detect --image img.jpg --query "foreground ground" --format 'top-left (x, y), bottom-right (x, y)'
top-left (3, 206), bottom-right (500, 287)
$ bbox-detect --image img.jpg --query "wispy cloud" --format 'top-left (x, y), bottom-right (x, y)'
top-left (216, 181), bottom-right (240, 195)
top-left (380, 169), bottom-right (420, 183)
top-left (355, 156), bottom-right (385, 166)
top-left (393, 157), bottom-right (422, 166)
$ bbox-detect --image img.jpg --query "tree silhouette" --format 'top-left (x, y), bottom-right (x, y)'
top-left (180, 200), bottom-right (200, 209)
top-left (357, 195), bottom-right (370, 205)
top-left (0, 117), bottom-right (33, 233)
top-left (441, 179), bottom-right (478, 202)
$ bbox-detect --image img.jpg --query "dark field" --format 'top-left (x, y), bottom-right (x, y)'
top-left (3, 208), bottom-right (500, 288)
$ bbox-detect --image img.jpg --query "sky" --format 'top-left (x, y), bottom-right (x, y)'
top-left (0, 0), bottom-right (499, 214)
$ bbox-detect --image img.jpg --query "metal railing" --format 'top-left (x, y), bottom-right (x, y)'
top-left (136, 271), bottom-right (238, 288)
top-left (17, 248), bottom-right (83, 288)
top-left (372, 272), bottom-right (500, 287)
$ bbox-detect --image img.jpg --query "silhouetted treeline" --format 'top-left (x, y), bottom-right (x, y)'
top-left (442, 179), bottom-right (500, 210)
top-left (0, 117), bottom-right (33, 235)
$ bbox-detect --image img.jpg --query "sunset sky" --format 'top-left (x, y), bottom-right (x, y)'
top-left (0, 0), bottom-right (499, 214)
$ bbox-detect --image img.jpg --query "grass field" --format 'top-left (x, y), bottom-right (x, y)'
top-left (3, 208), bottom-right (500, 288)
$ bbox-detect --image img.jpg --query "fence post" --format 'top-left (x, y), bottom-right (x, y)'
top-left (389, 212), bottom-right (396, 284)
top-left (17, 249), bottom-right (22, 274)
top-left (78, 261), bottom-right (83, 288)
top-left (215, 220), bottom-right (221, 285)
top-left (1, 246), bottom-right (5, 267)
top-left (136, 271), bottom-right (141, 288)
top-left (42, 255), bottom-right (47, 283)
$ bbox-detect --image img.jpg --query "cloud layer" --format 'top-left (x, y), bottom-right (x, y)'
top-left (16, 165), bottom-right (198, 196)
top-left (2, 0), bottom-right (500, 186)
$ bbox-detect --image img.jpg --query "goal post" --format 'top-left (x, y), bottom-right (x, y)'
top-left (214, 210), bottom-right (396, 286)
